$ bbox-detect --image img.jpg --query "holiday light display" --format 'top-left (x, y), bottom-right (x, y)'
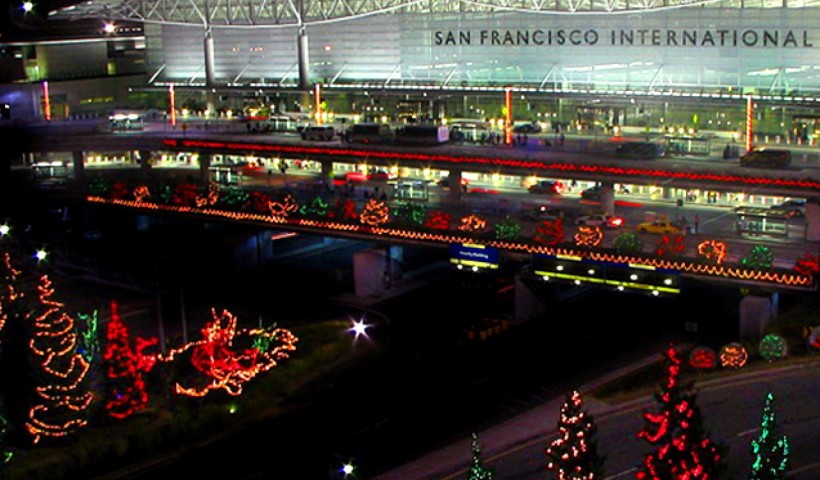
top-left (697, 240), bottom-right (727, 265)
top-left (809, 326), bottom-right (820, 351)
top-left (248, 191), bottom-right (274, 213)
top-left (133, 185), bottom-right (151, 203)
top-left (574, 226), bottom-right (603, 247)
top-left (195, 183), bottom-right (220, 208)
top-left (688, 346), bottom-right (717, 370)
top-left (613, 231), bottom-right (643, 253)
top-left (468, 432), bottom-right (493, 480)
top-left (458, 214), bottom-right (487, 233)
top-left (76, 310), bottom-right (99, 363)
top-left (164, 309), bottom-right (298, 397)
top-left (299, 196), bottom-right (329, 217)
top-left (171, 183), bottom-right (201, 206)
top-left (103, 301), bottom-right (158, 419)
top-left (545, 390), bottom-right (604, 480)
top-left (758, 334), bottom-right (788, 362)
top-left (395, 202), bottom-right (427, 226)
top-left (655, 234), bottom-right (685, 257)
top-left (742, 245), bottom-right (774, 270)
top-left (86, 195), bottom-right (815, 288)
top-left (494, 216), bottom-right (521, 240)
top-left (163, 137), bottom-right (820, 191)
top-left (110, 182), bottom-right (130, 200)
top-left (749, 392), bottom-right (789, 480)
top-left (534, 218), bottom-right (564, 245)
top-left (793, 253), bottom-right (819, 277)
top-left (424, 210), bottom-right (452, 230)
top-left (269, 194), bottom-right (299, 217)
top-left (719, 343), bottom-right (748, 369)
top-left (360, 199), bottom-right (390, 226)
top-left (0, 253), bottom-right (23, 331)
top-left (25, 275), bottom-right (94, 444)
top-left (636, 346), bottom-right (723, 480)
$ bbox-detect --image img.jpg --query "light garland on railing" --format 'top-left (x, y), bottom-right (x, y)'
top-left (162, 138), bottom-right (820, 192)
top-left (86, 196), bottom-right (815, 288)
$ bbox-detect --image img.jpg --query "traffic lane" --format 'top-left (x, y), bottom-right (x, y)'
top-left (473, 365), bottom-right (820, 480)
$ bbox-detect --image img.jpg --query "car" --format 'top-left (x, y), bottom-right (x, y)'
top-left (580, 185), bottom-right (602, 201)
top-left (512, 122), bottom-right (541, 134)
top-left (437, 177), bottom-right (470, 188)
top-left (301, 125), bottom-right (337, 141)
top-left (575, 214), bottom-right (625, 228)
top-left (526, 205), bottom-right (565, 222)
top-left (366, 169), bottom-right (396, 181)
top-left (636, 219), bottom-right (681, 235)
top-left (528, 180), bottom-right (565, 195)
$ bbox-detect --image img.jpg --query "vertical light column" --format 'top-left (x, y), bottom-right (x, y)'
top-left (314, 83), bottom-right (323, 126)
top-left (168, 83), bottom-right (176, 127)
top-left (504, 87), bottom-right (512, 145)
top-left (745, 95), bottom-right (754, 153)
top-left (42, 81), bottom-right (51, 121)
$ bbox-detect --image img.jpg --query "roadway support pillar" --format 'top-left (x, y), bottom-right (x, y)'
top-left (297, 27), bottom-right (310, 92)
top-left (805, 202), bottom-right (820, 241)
top-left (514, 274), bottom-right (545, 325)
top-left (447, 169), bottom-right (463, 204)
top-left (738, 293), bottom-right (778, 341)
top-left (200, 153), bottom-right (213, 185)
top-left (598, 181), bottom-right (615, 214)
top-left (71, 151), bottom-right (85, 184)
top-left (138, 150), bottom-right (152, 178)
top-left (353, 246), bottom-right (403, 298)
top-left (321, 160), bottom-right (333, 189)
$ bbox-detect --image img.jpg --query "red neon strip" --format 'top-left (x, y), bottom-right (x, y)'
top-left (167, 138), bottom-right (820, 191)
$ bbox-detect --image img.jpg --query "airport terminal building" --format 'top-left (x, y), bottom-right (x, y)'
top-left (2, 0), bottom-right (819, 141)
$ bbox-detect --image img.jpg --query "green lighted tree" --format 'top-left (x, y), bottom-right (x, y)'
top-left (613, 231), bottom-right (644, 253)
top-left (468, 432), bottom-right (493, 480)
top-left (494, 216), bottom-right (521, 240)
top-left (741, 245), bottom-right (774, 270)
top-left (545, 390), bottom-right (605, 480)
top-left (749, 391), bottom-right (789, 480)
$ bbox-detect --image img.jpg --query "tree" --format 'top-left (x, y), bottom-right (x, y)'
top-left (545, 390), bottom-right (604, 480)
top-left (635, 345), bottom-right (724, 480)
top-left (749, 391), bottom-right (789, 480)
top-left (102, 300), bottom-right (158, 419)
top-left (24, 275), bottom-right (94, 444)
top-left (468, 432), bottom-right (493, 480)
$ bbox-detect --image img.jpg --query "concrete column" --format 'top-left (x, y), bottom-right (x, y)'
top-left (297, 27), bottom-right (310, 91)
top-left (514, 274), bottom-right (545, 325)
top-left (598, 181), bottom-right (616, 214)
top-left (448, 169), bottom-right (463, 204)
top-left (138, 150), bottom-right (152, 177)
top-left (200, 153), bottom-right (213, 185)
top-left (72, 151), bottom-right (85, 183)
top-left (806, 202), bottom-right (819, 241)
top-left (320, 160), bottom-right (333, 188)
top-left (353, 247), bottom-right (390, 298)
top-left (204, 29), bottom-right (216, 87)
top-left (739, 294), bottom-right (777, 340)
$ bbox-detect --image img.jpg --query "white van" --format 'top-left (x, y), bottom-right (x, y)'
top-left (301, 125), bottom-right (337, 141)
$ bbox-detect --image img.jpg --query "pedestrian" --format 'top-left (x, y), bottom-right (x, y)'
top-left (267, 169), bottom-right (272, 186)
top-left (694, 214), bottom-right (700, 234)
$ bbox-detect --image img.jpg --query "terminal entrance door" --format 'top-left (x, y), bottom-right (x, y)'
top-left (792, 115), bottom-right (818, 146)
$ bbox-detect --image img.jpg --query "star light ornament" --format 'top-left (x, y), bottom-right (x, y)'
top-left (0, 224), bottom-right (9, 237)
top-left (349, 318), bottom-right (370, 341)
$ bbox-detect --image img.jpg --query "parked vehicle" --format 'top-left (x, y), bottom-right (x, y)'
top-left (395, 125), bottom-right (449, 146)
top-left (575, 214), bottom-right (625, 228)
top-left (301, 125), bottom-right (337, 141)
top-left (528, 180), bottom-right (565, 195)
top-left (739, 148), bottom-right (792, 169)
top-left (580, 185), bottom-right (602, 201)
top-left (512, 121), bottom-right (541, 134)
top-left (347, 123), bottom-right (394, 144)
top-left (614, 141), bottom-right (664, 159)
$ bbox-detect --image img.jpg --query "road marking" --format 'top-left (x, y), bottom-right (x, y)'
top-left (734, 427), bottom-right (759, 437)
top-left (790, 461), bottom-right (820, 475)
top-left (604, 467), bottom-right (638, 479)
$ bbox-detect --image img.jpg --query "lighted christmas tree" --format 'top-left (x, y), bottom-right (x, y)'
top-left (545, 390), bottom-right (604, 480)
top-left (24, 275), bottom-right (94, 444)
top-left (102, 300), bottom-right (158, 419)
top-left (635, 345), bottom-right (724, 480)
top-left (749, 391), bottom-right (789, 480)
top-left (468, 432), bottom-right (493, 480)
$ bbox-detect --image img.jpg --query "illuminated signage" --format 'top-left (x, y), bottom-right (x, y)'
top-left (450, 243), bottom-right (499, 270)
top-left (433, 29), bottom-right (814, 48)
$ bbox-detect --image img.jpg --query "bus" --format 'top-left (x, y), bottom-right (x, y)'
top-left (739, 148), bottom-right (792, 169)
top-left (109, 111), bottom-right (144, 132)
top-left (347, 123), bottom-right (394, 144)
top-left (395, 125), bottom-right (449, 146)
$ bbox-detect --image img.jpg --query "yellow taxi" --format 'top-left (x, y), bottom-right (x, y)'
top-left (636, 219), bottom-right (681, 235)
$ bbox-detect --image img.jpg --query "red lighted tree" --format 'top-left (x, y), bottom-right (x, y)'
top-left (25, 275), bottom-right (94, 444)
top-left (102, 300), bottom-right (158, 419)
top-left (636, 346), bottom-right (724, 480)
